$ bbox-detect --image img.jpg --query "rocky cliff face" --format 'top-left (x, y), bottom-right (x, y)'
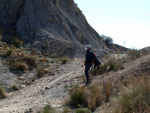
top-left (0, 0), bottom-right (107, 56)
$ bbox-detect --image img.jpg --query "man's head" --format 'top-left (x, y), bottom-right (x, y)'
top-left (85, 45), bottom-right (92, 51)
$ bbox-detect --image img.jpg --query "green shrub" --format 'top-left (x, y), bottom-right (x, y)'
top-left (60, 57), bottom-right (69, 64)
top-left (36, 70), bottom-right (46, 78)
top-left (51, 60), bottom-right (54, 63)
top-left (70, 86), bottom-right (88, 107)
top-left (101, 35), bottom-right (113, 44)
top-left (4, 49), bottom-right (16, 57)
top-left (75, 108), bottom-right (91, 113)
top-left (43, 105), bottom-right (56, 113)
top-left (0, 86), bottom-right (7, 98)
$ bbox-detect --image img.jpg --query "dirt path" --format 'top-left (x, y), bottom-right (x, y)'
top-left (0, 58), bottom-right (84, 113)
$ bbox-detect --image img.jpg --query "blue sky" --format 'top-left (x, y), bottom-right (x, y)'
top-left (74, 0), bottom-right (150, 49)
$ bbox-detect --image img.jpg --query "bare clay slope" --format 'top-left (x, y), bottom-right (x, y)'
top-left (0, 58), bottom-right (84, 113)
top-left (0, 0), bottom-right (106, 56)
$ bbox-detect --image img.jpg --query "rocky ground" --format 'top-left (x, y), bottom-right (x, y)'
top-left (0, 57), bottom-right (84, 113)
top-left (0, 60), bottom-right (18, 90)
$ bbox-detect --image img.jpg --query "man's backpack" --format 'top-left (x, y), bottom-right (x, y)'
top-left (92, 54), bottom-right (101, 68)
top-left (94, 58), bottom-right (101, 68)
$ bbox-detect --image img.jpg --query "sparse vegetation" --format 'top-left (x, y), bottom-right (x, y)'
top-left (140, 47), bottom-right (150, 56)
top-left (88, 86), bottom-right (102, 111)
top-left (67, 0), bottom-right (74, 5)
top-left (113, 76), bottom-right (150, 113)
top-left (94, 57), bottom-right (125, 75)
top-left (36, 69), bottom-right (46, 78)
top-left (127, 49), bottom-right (141, 61)
top-left (68, 80), bottom-right (114, 111)
top-left (0, 86), bottom-right (7, 98)
top-left (43, 105), bottom-right (56, 113)
top-left (16, 62), bottom-right (28, 71)
top-left (11, 36), bottom-right (23, 48)
top-left (21, 56), bottom-right (37, 68)
top-left (103, 79), bottom-right (113, 102)
top-left (62, 108), bottom-right (71, 113)
top-left (36, 67), bottom-right (50, 78)
top-left (12, 85), bottom-right (19, 91)
top-left (4, 53), bottom-right (38, 71)
top-left (4, 49), bottom-right (16, 57)
top-left (75, 108), bottom-right (91, 113)
top-left (60, 57), bottom-right (69, 64)
top-left (0, 43), bottom-right (55, 85)
top-left (70, 86), bottom-right (88, 107)
top-left (69, 73), bottom-right (150, 112)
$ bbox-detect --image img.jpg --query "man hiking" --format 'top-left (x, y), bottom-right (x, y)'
top-left (84, 45), bottom-right (94, 85)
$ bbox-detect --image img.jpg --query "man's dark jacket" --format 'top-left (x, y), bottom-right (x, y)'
top-left (85, 50), bottom-right (95, 64)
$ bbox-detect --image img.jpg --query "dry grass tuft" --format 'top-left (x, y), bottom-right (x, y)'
top-left (127, 49), bottom-right (141, 61)
top-left (94, 57), bottom-right (125, 75)
top-left (16, 62), bottom-right (28, 71)
top-left (88, 86), bottom-right (102, 111)
top-left (103, 79), bottom-right (113, 102)
top-left (0, 86), bottom-right (7, 98)
top-left (21, 56), bottom-right (37, 68)
top-left (12, 85), bottom-right (20, 91)
top-left (113, 76), bottom-right (150, 113)
top-left (4, 49), bottom-right (17, 57)
top-left (12, 36), bottom-right (23, 48)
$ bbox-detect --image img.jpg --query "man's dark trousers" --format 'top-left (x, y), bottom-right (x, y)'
top-left (85, 63), bottom-right (92, 84)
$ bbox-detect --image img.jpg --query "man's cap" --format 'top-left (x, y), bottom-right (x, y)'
top-left (85, 45), bottom-right (92, 49)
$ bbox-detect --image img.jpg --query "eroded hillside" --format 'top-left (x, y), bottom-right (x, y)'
top-left (0, 0), bottom-right (108, 56)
